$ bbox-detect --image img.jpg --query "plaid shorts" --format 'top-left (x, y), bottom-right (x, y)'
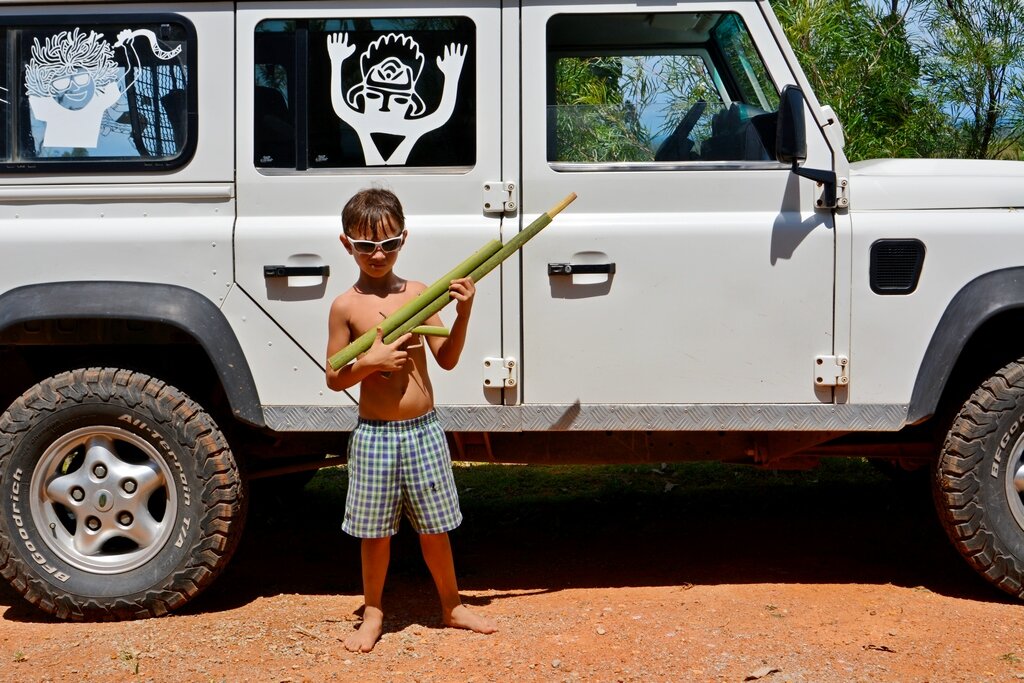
top-left (343, 411), bottom-right (462, 538)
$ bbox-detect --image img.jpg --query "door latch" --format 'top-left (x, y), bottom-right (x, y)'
top-left (548, 263), bottom-right (616, 276)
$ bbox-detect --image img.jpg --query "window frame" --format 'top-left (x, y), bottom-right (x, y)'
top-left (0, 12), bottom-right (198, 173)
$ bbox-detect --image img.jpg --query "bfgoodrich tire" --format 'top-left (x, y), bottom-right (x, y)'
top-left (0, 368), bottom-right (246, 620)
top-left (934, 359), bottom-right (1024, 598)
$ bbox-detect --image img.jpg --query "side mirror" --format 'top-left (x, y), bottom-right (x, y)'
top-left (775, 84), bottom-right (807, 165)
top-left (774, 84), bottom-right (841, 208)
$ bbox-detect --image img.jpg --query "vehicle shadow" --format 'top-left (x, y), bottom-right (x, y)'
top-left (0, 461), bottom-right (1011, 624)
top-left (190, 461), bottom-right (1013, 612)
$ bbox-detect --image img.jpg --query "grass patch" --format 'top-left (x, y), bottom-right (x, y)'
top-left (292, 457), bottom-right (929, 570)
top-left (305, 457), bottom-right (892, 513)
top-left (116, 648), bottom-right (140, 675)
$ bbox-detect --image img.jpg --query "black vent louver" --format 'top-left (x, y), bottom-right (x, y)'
top-left (870, 239), bottom-right (925, 295)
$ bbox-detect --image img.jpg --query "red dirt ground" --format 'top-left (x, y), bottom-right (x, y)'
top-left (1, 464), bottom-right (1024, 682)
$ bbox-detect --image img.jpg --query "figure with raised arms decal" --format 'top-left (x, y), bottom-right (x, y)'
top-left (327, 32), bottom-right (467, 166)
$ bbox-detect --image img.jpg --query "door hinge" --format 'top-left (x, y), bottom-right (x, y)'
top-left (835, 176), bottom-right (849, 209)
top-left (483, 181), bottom-right (516, 214)
top-left (814, 355), bottom-right (849, 387)
top-left (483, 357), bottom-right (517, 388)
top-left (796, 166), bottom-right (849, 210)
top-left (813, 175), bottom-right (849, 210)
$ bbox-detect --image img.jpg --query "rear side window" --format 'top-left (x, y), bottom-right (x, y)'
top-left (0, 16), bottom-right (196, 171)
top-left (254, 17), bottom-right (476, 172)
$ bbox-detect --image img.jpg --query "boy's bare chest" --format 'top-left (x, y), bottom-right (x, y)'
top-left (347, 289), bottom-right (423, 337)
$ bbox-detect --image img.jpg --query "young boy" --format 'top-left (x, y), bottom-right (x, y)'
top-left (326, 187), bottom-right (498, 653)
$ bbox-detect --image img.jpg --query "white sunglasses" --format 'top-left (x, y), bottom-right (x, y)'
top-left (349, 236), bottom-right (404, 254)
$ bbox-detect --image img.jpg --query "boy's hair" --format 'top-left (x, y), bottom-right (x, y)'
top-left (342, 188), bottom-right (405, 240)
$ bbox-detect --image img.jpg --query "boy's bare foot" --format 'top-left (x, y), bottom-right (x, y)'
top-left (444, 604), bottom-right (498, 634)
top-left (344, 607), bottom-right (384, 653)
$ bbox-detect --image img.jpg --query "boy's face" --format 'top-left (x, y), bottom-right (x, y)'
top-left (341, 216), bottom-right (407, 278)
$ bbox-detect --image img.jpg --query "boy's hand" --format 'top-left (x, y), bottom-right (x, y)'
top-left (450, 277), bottom-right (476, 317)
top-left (361, 327), bottom-right (413, 373)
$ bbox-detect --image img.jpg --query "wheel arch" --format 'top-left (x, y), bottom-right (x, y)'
top-left (0, 282), bottom-right (265, 427)
top-left (908, 267), bottom-right (1024, 425)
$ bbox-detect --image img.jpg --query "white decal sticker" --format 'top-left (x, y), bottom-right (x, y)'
top-left (327, 32), bottom-right (467, 166)
top-left (25, 28), bottom-right (180, 149)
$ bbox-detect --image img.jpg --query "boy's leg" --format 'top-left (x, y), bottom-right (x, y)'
top-left (345, 536), bottom-right (391, 653)
top-left (419, 532), bottom-right (497, 634)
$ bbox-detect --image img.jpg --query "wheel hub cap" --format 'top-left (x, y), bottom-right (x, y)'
top-left (94, 490), bottom-right (113, 512)
top-left (29, 426), bottom-right (178, 574)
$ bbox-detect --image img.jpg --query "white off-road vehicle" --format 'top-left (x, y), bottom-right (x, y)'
top-left (2, 0), bottom-right (1024, 619)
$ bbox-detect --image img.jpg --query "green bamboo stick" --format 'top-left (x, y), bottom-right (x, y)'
top-left (328, 238), bottom-right (503, 370)
top-left (383, 193), bottom-right (577, 343)
top-left (383, 291), bottom-right (459, 343)
top-left (411, 325), bottom-right (449, 337)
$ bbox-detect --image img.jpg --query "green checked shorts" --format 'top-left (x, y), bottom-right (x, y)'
top-left (343, 411), bottom-right (463, 538)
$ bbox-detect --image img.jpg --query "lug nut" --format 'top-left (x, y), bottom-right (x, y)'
top-left (70, 487), bottom-right (85, 502)
top-left (85, 516), bottom-right (101, 531)
top-left (93, 464), bottom-right (107, 479)
top-left (117, 512), bottom-right (133, 526)
top-left (122, 479), bottom-right (137, 494)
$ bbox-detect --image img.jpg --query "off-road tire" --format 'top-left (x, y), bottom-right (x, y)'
top-left (0, 368), bottom-right (246, 620)
top-left (934, 359), bottom-right (1024, 598)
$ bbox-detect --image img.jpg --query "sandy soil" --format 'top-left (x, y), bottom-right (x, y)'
top-left (1, 464), bottom-right (1024, 683)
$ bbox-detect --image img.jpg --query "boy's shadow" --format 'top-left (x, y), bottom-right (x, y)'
top-left (176, 505), bottom-right (554, 626)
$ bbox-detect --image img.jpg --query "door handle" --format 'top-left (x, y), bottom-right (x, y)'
top-left (547, 263), bottom-right (616, 276)
top-left (263, 265), bottom-right (331, 278)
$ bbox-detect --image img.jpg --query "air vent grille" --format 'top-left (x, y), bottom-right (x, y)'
top-left (870, 239), bottom-right (925, 295)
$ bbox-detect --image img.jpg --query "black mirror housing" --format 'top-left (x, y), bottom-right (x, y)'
top-left (776, 84), bottom-right (807, 165)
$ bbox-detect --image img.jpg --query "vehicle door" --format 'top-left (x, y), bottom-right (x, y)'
top-left (234, 3), bottom-right (504, 408)
top-left (515, 2), bottom-right (837, 407)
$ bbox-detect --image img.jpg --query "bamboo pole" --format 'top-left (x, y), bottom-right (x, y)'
top-left (327, 238), bottom-right (502, 370)
top-left (329, 192), bottom-right (577, 369)
top-left (382, 193), bottom-right (577, 343)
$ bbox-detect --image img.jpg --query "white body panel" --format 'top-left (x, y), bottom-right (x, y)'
top-left (221, 285), bottom-right (333, 406)
top-left (850, 209), bottom-right (1024, 404)
top-left (846, 159), bottom-right (1024, 404)
top-left (851, 159), bottom-right (1024, 210)
top-left (0, 193), bottom-right (234, 305)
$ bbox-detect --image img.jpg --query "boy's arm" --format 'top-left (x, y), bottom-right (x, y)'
top-left (425, 277), bottom-right (474, 371)
top-left (326, 296), bottom-right (413, 390)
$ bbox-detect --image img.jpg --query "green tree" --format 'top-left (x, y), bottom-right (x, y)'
top-left (920, 0), bottom-right (1024, 158)
top-left (774, 0), bottom-right (949, 160)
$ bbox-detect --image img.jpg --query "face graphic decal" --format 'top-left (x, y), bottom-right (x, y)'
top-left (24, 28), bottom-right (182, 150)
top-left (327, 32), bottom-right (467, 166)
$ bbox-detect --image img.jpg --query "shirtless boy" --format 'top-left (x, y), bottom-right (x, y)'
top-left (326, 187), bottom-right (498, 653)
